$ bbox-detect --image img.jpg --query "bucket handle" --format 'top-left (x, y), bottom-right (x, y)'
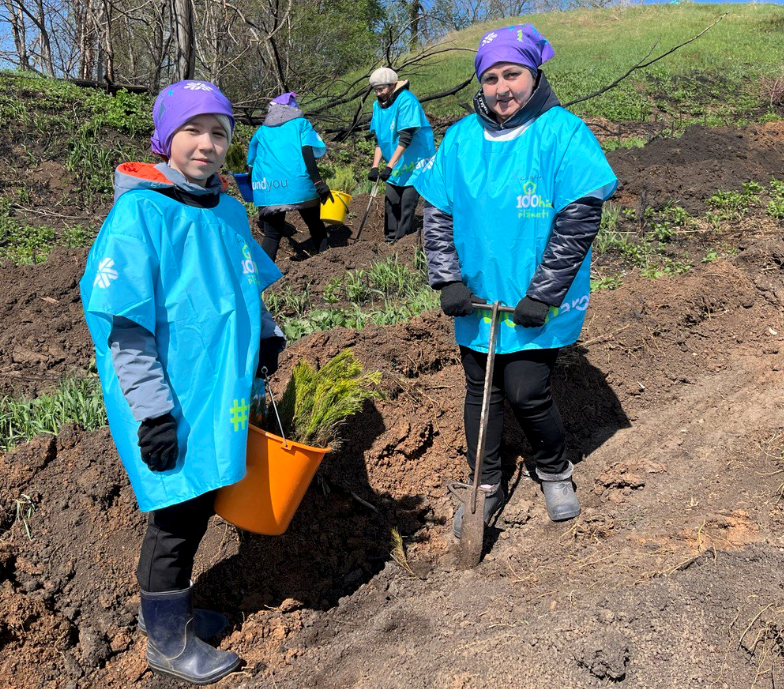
top-left (260, 368), bottom-right (289, 449)
top-left (332, 193), bottom-right (350, 212)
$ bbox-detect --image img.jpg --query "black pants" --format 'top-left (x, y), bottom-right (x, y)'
top-left (137, 491), bottom-right (216, 593)
top-left (384, 183), bottom-right (420, 242)
top-left (260, 205), bottom-right (328, 262)
top-left (460, 346), bottom-right (567, 486)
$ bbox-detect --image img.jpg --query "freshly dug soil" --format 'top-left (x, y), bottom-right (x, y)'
top-left (608, 120), bottom-right (784, 212)
top-left (2, 122), bottom-right (784, 688)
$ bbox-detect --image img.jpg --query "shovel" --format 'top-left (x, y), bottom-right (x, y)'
top-left (449, 301), bottom-right (514, 569)
top-left (353, 178), bottom-right (380, 243)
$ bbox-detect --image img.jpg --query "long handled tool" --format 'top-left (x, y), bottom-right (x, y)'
top-left (353, 178), bottom-right (380, 243)
top-left (449, 301), bottom-right (514, 569)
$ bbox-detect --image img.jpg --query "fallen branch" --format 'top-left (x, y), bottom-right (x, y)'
top-left (563, 13), bottom-right (728, 108)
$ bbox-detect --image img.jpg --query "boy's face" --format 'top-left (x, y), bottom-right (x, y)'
top-left (168, 114), bottom-right (229, 186)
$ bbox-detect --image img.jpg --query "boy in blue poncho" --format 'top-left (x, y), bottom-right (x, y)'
top-left (415, 26), bottom-right (617, 538)
top-left (367, 67), bottom-right (435, 243)
top-left (80, 81), bottom-right (285, 685)
top-left (247, 91), bottom-right (334, 262)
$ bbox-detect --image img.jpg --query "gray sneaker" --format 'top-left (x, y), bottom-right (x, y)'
top-left (540, 479), bottom-right (581, 521)
top-left (453, 483), bottom-right (505, 539)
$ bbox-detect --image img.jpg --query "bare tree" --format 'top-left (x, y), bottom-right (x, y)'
top-left (172, 0), bottom-right (195, 80)
top-left (2, 0), bottom-right (32, 71)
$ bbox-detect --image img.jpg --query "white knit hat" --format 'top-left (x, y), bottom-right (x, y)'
top-left (369, 67), bottom-right (399, 87)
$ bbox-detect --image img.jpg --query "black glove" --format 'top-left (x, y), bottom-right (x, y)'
top-left (513, 296), bottom-right (550, 327)
top-left (367, 167), bottom-right (379, 182)
top-left (138, 413), bottom-right (178, 472)
top-left (379, 167), bottom-right (393, 182)
top-left (439, 282), bottom-right (486, 318)
top-left (257, 336), bottom-right (285, 377)
top-left (315, 180), bottom-right (334, 204)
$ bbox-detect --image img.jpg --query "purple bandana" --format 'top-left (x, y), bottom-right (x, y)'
top-left (474, 25), bottom-right (555, 80)
top-left (271, 92), bottom-right (298, 107)
top-left (150, 80), bottom-right (235, 158)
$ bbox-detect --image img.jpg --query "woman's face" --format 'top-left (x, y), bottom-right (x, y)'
top-left (374, 83), bottom-right (395, 103)
top-left (480, 63), bottom-right (536, 123)
top-left (168, 114), bottom-right (229, 186)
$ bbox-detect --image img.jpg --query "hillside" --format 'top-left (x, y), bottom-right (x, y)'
top-left (329, 3), bottom-right (784, 129)
top-left (2, 5), bottom-right (784, 688)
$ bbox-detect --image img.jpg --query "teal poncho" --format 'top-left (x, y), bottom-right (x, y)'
top-left (247, 117), bottom-right (326, 207)
top-left (81, 168), bottom-right (282, 511)
top-left (415, 107), bottom-right (616, 354)
top-left (370, 89), bottom-right (435, 187)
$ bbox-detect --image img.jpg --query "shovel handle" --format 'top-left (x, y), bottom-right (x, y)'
top-left (468, 301), bottom-right (504, 516)
top-left (354, 179), bottom-right (379, 242)
top-left (472, 302), bottom-right (514, 314)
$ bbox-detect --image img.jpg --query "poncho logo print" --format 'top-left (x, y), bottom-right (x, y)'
top-left (93, 258), bottom-right (118, 288)
top-left (240, 244), bottom-right (259, 286)
top-left (516, 180), bottom-right (553, 219)
top-left (252, 177), bottom-right (288, 191)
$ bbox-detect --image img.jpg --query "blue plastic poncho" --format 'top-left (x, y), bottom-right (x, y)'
top-left (415, 107), bottom-right (617, 354)
top-left (247, 118), bottom-right (326, 207)
top-left (370, 89), bottom-right (435, 187)
top-left (81, 183), bottom-right (282, 511)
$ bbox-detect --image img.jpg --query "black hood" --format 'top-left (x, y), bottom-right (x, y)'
top-left (473, 71), bottom-right (561, 131)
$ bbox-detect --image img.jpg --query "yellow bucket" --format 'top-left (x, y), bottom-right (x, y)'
top-left (320, 191), bottom-right (352, 225)
top-left (214, 426), bottom-right (330, 535)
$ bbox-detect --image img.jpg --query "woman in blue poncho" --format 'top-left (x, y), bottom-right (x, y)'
top-left (367, 67), bottom-right (435, 243)
top-left (247, 91), bottom-right (333, 262)
top-left (81, 81), bottom-right (285, 684)
top-left (415, 25), bottom-right (617, 537)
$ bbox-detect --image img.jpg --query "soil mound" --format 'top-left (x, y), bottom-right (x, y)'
top-left (0, 248), bottom-right (92, 397)
top-left (4, 233), bottom-right (784, 686)
top-left (608, 121), bottom-right (784, 212)
top-left (3, 121), bottom-right (784, 688)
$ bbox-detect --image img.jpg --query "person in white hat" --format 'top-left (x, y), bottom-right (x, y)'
top-left (367, 67), bottom-right (435, 243)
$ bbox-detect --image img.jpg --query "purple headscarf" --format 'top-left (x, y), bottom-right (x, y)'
top-left (474, 25), bottom-right (555, 80)
top-left (271, 92), bottom-right (298, 107)
top-left (150, 80), bottom-right (235, 158)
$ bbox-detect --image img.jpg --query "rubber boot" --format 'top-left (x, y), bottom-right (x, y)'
top-left (137, 605), bottom-right (228, 641)
top-left (539, 462), bottom-right (581, 521)
top-left (453, 483), bottom-right (505, 539)
top-left (140, 586), bottom-right (241, 685)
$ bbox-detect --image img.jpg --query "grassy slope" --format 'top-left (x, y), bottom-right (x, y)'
top-left (330, 3), bottom-right (784, 126)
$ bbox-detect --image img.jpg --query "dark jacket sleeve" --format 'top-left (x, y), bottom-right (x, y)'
top-left (526, 196), bottom-right (604, 306)
top-left (301, 146), bottom-right (321, 184)
top-left (397, 127), bottom-right (418, 149)
top-left (423, 202), bottom-right (462, 289)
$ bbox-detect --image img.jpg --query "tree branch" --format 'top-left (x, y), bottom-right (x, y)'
top-left (563, 13), bottom-right (727, 108)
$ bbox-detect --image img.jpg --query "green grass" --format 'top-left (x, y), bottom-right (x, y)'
top-left (0, 72), bottom-right (153, 204)
top-left (767, 178), bottom-right (784, 220)
top-left (265, 251), bottom-right (439, 341)
top-left (594, 200), bottom-right (696, 278)
top-left (0, 377), bottom-right (107, 451)
top-left (317, 4), bottom-right (784, 128)
top-left (0, 196), bottom-right (95, 264)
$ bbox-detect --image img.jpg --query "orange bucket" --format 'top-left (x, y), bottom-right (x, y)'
top-left (214, 425), bottom-right (330, 535)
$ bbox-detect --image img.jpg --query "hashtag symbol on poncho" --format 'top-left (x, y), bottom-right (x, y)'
top-left (230, 399), bottom-right (250, 431)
